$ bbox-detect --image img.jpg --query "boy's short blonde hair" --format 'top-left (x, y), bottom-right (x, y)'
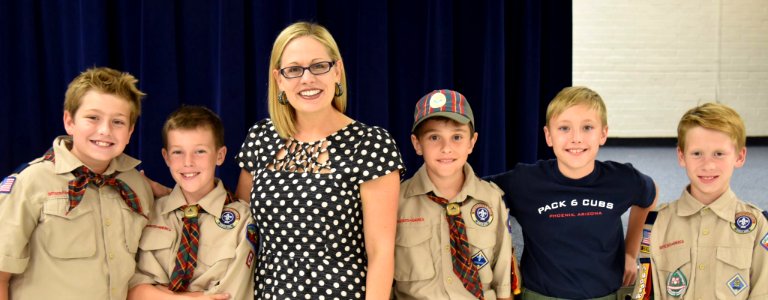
top-left (545, 86), bottom-right (607, 127)
top-left (64, 67), bottom-right (145, 126)
top-left (162, 106), bottom-right (225, 149)
top-left (677, 102), bottom-right (746, 152)
top-left (268, 21), bottom-right (347, 138)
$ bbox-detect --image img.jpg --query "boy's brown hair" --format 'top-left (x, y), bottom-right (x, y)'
top-left (545, 86), bottom-right (607, 127)
top-left (677, 102), bottom-right (746, 152)
top-left (64, 67), bottom-right (145, 125)
top-left (162, 105), bottom-right (225, 149)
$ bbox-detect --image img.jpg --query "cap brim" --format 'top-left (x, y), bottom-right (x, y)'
top-left (411, 112), bottom-right (472, 132)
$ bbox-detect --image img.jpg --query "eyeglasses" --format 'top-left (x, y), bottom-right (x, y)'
top-left (279, 61), bottom-right (336, 79)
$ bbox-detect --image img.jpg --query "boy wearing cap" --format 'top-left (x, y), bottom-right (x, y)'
top-left (486, 86), bottom-right (657, 299)
top-left (393, 89), bottom-right (514, 300)
top-left (128, 106), bottom-right (255, 300)
top-left (0, 67), bottom-right (153, 300)
top-left (648, 103), bottom-right (767, 299)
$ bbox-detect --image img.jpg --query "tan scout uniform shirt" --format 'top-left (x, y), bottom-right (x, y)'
top-left (0, 136), bottom-right (153, 300)
top-left (130, 181), bottom-right (255, 298)
top-left (394, 164), bottom-right (513, 300)
top-left (650, 188), bottom-right (768, 299)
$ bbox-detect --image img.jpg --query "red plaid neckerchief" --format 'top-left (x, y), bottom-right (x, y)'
top-left (43, 148), bottom-right (147, 219)
top-left (169, 191), bottom-right (237, 291)
top-left (427, 192), bottom-right (484, 300)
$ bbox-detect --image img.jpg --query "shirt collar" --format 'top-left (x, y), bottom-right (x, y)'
top-left (677, 186), bottom-right (737, 221)
top-left (404, 163), bottom-right (491, 204)
top-left (52, 135), bottom-right (141, 175)
top-left (160, 179), bottom-right (228, 218)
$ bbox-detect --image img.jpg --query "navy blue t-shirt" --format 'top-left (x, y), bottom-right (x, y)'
top-left (487, 159), bottom-right (655, 299)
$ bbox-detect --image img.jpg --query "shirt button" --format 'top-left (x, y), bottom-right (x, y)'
top-left (109, 252), bottom-right (115, 260)
top-left (104, 218), bottom-right (112, 226)
top-left (702, 229), bottom-right (709, 235)
top-left (698, 264), bottom-right (705, 270)
top-left (445, 245), bottom-right (450, 252)
top-left (446, 277), bottom-right (452, 284)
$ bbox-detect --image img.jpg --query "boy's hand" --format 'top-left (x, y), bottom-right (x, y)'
top-left (622, 253), bottom-right (638, 286)
top-left (140, 170), bottom-right (172, 198)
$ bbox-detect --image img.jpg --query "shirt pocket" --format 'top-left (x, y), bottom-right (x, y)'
top-left (41, 198), bottom-right (97, 259)
top-left (654, 247), bottom-right (691, 295)
top-left (715, 247), bottom-right (751, 299)
top-left (198, 242), bottom-right (236, 268)
top-left (467, 227), bottom-right (496, 284)
top-left (394, 225), bottom-right (435, 282)
top-left (138, 230), bottom-right (175, 251)
top-left (121, 205), bottom-right (148, 254)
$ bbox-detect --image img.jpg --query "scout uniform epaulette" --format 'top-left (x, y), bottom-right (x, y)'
top-left (1, 156), bottom-right (49, 194)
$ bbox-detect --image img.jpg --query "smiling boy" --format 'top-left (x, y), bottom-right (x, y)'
top-left (649, 103), bottom-right (767, 299)
top-left (487, 86), bottom-right (658, 299)
top-left (0, 67), bottom-right (153, 300)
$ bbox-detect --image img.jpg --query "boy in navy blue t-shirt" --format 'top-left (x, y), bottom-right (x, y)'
top-left (487, 86), bottom-right (658, 299)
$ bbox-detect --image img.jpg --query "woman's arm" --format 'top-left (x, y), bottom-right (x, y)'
top-left (360, 172), bottom-right (400, 300)
top-left (234, 169), bottom-right (254, 201)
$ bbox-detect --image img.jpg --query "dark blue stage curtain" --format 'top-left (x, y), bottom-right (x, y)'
top-left (0, 0), bottom-right (571, 189)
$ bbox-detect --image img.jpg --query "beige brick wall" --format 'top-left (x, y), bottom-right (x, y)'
top-left (573, 0), bottom-right (768, 137)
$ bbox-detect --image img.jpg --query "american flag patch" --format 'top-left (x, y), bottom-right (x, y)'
top-left (641, 229), bottom-right (651, 253)
top-left (0, 176), bottom-right (16, 193)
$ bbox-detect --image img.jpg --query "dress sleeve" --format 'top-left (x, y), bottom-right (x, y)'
top-left (353, 126), bottom-right (404, 185)
top-left (237, 119), bottom-right (269, 174)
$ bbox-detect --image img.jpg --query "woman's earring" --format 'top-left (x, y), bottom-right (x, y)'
top-left (334, 82), bottom-right (343, 97)
top-left (277, 91), bottom-right (288, 105)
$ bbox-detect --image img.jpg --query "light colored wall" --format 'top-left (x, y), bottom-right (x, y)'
top-left (573, 0), bottom-right (768, 137)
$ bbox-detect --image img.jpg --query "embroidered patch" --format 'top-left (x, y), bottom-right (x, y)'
top-left (641, 229), bottom-right (651, 253)
top-left (470, 203), bottom-right (493, 227)
top-left (471, 251), bottom-right (489, 270)
top-left (761, 233), bottom-right (768, 252)
top-left (666, 269), bottom-right (688, 297)
top-left (635, 260), bottom-right (651, 300)
top-left (429, 92), bottom-right (447, 108)
top-left (0, 176), bottom-right (16, 193)
top-left (246, 250), bottom-right (254, 268)
top-left (727, 274), bottom-right (748, 295)
top-left (732, 212), bottom-right (757, 233)
top-left (215, 207), bottom-right (240, 229)
top-left (246, 223), bottom-right (259, 250)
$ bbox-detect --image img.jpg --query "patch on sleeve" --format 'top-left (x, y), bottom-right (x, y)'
top-left (641, 229), bottom-right (651, 254)
top-left (0, 176), bottom-right (16, 193)
top-left (471, 250), bottom-right (489, 270)
top-left (246, 223), bottom-right (259, 251)
top-left (760, 232), bottom-right (768, 252)
top-left (246, 250), bottom-right (254, 268)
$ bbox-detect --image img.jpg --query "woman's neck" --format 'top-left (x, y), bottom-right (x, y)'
top-left (293, 109), bottom-right (352, 142)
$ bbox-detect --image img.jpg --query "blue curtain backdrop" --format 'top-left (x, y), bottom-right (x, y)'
top-left (0, 0), bottom-right (571, 189)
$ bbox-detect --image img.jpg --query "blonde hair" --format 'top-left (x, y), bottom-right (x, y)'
top-left (268, 21), bottom-right (347, 138)
top-left (64, 67), bottom-right (145, 125)
top-left (677, 102), bottom-right (746, 152)
top-left (545, 86), bottom-right (607, 127)
top-left (162, 105), bottom-right (225, 149)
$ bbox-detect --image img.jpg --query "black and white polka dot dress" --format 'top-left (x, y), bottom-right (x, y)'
top-left (237, 119), bottom-right (404, 300)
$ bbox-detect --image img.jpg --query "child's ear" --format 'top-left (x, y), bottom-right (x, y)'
top-left (63, 111), bottom-right (75, 135)
top-left (161, 148), bottom-right (171, 167)
top-left (410, 134), bottom-right (423, 156)
top-left (677, 147), bottom-right (686, 168)
top-left (216, 146), bottom-right (228, 166)
top-left (735, 146), bottom-right (747, 168)
top-left (543, 126), bottom-right (553, 147)
top-left (467, 132), bottom-right (479, 154)
top-left (599, 125), bottom-right (609, 146)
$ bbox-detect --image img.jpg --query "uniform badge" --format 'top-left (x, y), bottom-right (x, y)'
top-left (471, 251), bottom-right (489, 270)
top-left (761, 233), bottom-right (768, 252)
top-left (731, 212), bottom-right (757, 233)
top-left (0, 176), bottom-right (16, 194)
top-left (246, 223), bottom-right (259, 250)
top-left (471, 203), bottom-right (493, 227)
top-left (446, 203), bottom-right (461, 216)
top-left (666, 269), bottom-right (688, 297)
top-left (727, 274), bottom-right (748, 295)
top-left (215, 207), bottom-right (240, 229)
top-left (429, 92), bottom-right (447, 108)
top-left (641, 229), bottom-right (651, 254)
top-left (635, 259), bottom-right (652, 300)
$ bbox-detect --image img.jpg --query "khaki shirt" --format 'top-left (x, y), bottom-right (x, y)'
top-left (0, 136), bottom-right (154, 300)
top-left (394, 164), bottom-right (513, 300)
top-left (650, 188), bottom-right (768, 299)
top-left (130, 181), bottom-right (255, 298)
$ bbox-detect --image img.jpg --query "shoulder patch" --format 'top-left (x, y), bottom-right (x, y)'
top-left (0, 176), bottom-right (17, 193)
